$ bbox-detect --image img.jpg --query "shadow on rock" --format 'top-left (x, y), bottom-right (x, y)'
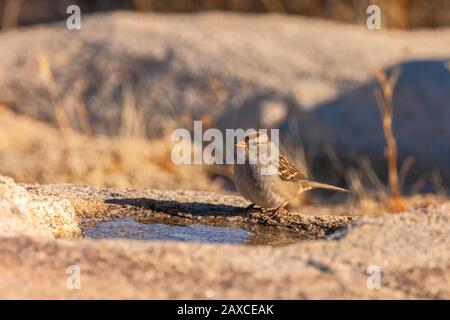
top-left (104, 198), bottom-right (246, 217)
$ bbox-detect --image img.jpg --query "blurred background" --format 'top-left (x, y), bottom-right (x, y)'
top-left (0, 0), bottom-right (449, 210)
top-left (1, 0), bottom-right (450, 29)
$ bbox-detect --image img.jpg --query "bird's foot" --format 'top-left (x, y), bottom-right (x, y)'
top-left (266, 202), bottom-right (289, 219)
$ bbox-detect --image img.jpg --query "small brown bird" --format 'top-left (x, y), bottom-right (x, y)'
top-left (234, 132), bottom-right (347, 215)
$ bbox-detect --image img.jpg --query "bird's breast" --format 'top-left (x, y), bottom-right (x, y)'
top-left (234, 163), bottom-right (285, 209)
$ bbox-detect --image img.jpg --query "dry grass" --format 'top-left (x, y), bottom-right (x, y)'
top-left (1, 0), bottom-right (23, 30)
top-left (325, 67), bottom-right (409, 214)
top-left (302, 65), bottom-right (440, 214)
top-left (0, 53), bottom-right (226, 192)
top-left (37, 54), bottom-right (71, 131)
top-left (0, 104), bottom-right (213, 190)
top-left (373, 67), bottom-right (401, 196)
top-left (372, 67), bottom-right (408, 212)
top-left (0, 53), bottom-right (208, 190)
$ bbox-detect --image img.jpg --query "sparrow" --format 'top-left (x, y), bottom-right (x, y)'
top-left (233, 132), bottom-right (348, 215)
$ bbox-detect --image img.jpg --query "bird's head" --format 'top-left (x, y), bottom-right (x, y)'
top-left (235, 131), bottom-right (273, 163)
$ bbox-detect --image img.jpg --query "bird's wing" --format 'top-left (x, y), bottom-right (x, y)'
top-left (278, 153), bottom-right (307, 182)
top-left (278, 153), bottom-right (348, 193)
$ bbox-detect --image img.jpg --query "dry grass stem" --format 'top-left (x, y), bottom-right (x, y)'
top-left (373, 66), bottom-right (407, 212)
top-left (74, 102), bottom-right (93, 136)
top-left (430, 169), bottom-right (446, 196)
top-left (1, 0), bottom-right (23, 30)
top-left (37, 54), bottom-right (71, 132)
top-left (120, 83), bottom-right (146, 139)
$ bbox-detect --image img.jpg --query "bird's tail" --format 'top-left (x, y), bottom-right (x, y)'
top-left (303, 181), bottom-right (349, 193)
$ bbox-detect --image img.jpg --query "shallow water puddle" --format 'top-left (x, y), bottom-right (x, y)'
top-left (85, 219), bottom-right (251, 244)
top-left (85, 218), bottom-right (309, 245)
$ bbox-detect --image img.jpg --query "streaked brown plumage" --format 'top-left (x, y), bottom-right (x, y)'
top-left (234, 132), bottom-right (347, 214)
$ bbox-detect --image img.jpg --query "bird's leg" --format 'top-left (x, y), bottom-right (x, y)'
top-left (267, 202), bottom-right (289, 218)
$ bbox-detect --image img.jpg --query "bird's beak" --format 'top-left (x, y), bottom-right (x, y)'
top-left (235, 142), bottom-right (247, 149)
